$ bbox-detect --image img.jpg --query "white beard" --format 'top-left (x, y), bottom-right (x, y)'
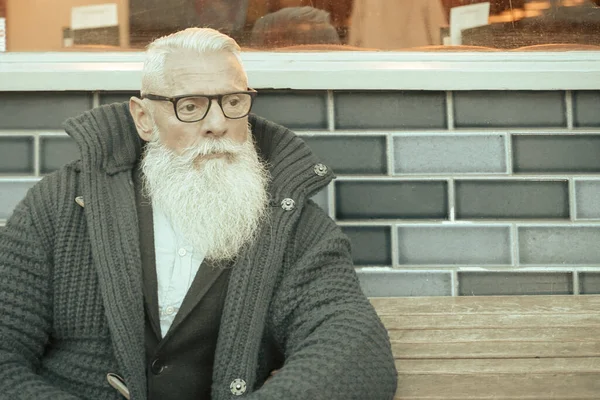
top-left (141, 127), bottom-right (270, 262)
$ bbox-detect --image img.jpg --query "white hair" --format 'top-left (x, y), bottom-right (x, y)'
top-left (141, 28), bottom-right (245, 95)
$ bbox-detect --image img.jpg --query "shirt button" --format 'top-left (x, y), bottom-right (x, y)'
top-left (150, 359), bottom-right (164, 375)
top-left (230, 378), bottom-right (247, 395)
top-left (178, 248), bottom-right (187, 257)
top-left (165, 306), bottom-right (175, 316)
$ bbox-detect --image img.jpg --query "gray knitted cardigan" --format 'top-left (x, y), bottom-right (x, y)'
top-left (0, 102), bottom-right (397, 400)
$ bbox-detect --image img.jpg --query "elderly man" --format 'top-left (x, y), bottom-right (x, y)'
top-left (0, 28), bottom-right (397, 400)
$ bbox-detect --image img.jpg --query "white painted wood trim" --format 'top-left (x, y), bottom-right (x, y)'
top-left (1, 51), bottom-right (600, 91)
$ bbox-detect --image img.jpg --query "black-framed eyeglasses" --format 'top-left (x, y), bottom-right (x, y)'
top-left (141, 89), bottom-right (257, 123)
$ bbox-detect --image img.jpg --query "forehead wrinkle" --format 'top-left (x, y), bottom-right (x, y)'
top-left (169, 74), bottom-right (247, 96)
top-left (163, 58), bottom-right (247, 96)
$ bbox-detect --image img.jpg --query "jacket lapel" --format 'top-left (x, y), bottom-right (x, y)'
top-left (134, 165), bottom-right (162, 340)
top-left (161, 259), bottom-right (228, 341)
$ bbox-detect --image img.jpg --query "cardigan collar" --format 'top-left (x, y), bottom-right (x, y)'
top-left (63, 101), bottom-right (334, 201)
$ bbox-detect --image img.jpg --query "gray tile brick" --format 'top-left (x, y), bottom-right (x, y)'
top-left (357, 271), bottom-right (452, 297)
top-left (397, 226), bottom-right (512, 265)
top-left (459, 272), bottom-right (572, 296)
top-left (513, 135), bottom-right (600, 173)
top-left (394, 135), bottom-right (506, 174)
top-left (341, 226), bottom-right (391, 266)
top-left (0, 137), bottom-right (34, 175)
top-left (99, 92), bottom-right (137, 105)
top-left (574, 91), bottom-right (600, 127)
top-left (575, 180), bottom-right (600, 219)
top-left (336, 181), bottom-right (447, 220)
top-left (455, 180), bottom-right (569, 219)
top-left (0, 92), bottom-right (92, 129)
top-left (40, 137), bottom-right (80, 174)
top-left (454, 91), bottom-right (566, 128)
top-left (0, 181), bottom-right (38, 219)
top-left (310, 186), bottom-right (329, 214)
top-left (301, 136), bottom-right (387, 175)
top-left (519, 226), bottom-right (600, 265)
top-left (334, 91), bottom-right (446, 130)
top-left (580, 273), bottom-right (600, 294)
top-left (251, 91), bottom-right (327, 130)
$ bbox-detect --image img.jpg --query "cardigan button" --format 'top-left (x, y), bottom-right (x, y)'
top-left (281, 198), bottom-right (296, 211)
top-left (314, 163), bottom-right (328, 176)
top-left (230, 378), bottom-right (247, 395)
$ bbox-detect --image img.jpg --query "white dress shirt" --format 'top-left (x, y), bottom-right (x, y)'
top-left (152, 206), bottom-right (204, 337)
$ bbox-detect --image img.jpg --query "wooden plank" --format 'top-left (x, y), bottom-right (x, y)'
top-left (397, 397), bottom-right (599, 400)
top-left (388, 327), bottom-right (599, 343)
top-left (375, 296), bottom-right (600, 399)
top-left (371, 295), bottom-right (600, 315)
top-left (392, 341), bottom-right (600, 359)
top-left (395, 373), bottom-right (600, 399)
top-left (395, 358), bottom-right (600, 374)
top-left (379, 313), bottom-right (600, 330)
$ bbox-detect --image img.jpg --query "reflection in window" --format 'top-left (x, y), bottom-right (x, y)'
top-left (348, 0), bottom-right (447, 49)
top-left (463, 0), bottom-right (600, 49)
top-left (1, 0), bottom-right (599, 52)
top-left (250, 7), bottom-right (341, 48)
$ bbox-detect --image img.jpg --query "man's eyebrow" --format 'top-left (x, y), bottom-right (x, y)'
top-left (171, 87), bottom-right (250, 96)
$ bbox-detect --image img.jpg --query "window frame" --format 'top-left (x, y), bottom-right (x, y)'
top-left (1, 51), bottom-right (600, 91)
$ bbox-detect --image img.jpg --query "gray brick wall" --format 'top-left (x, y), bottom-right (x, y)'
top-left (1, 89), bottom-right (600, 297)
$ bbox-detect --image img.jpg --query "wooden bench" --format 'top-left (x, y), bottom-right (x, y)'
top-left (371, 295), bottom-right (600, 400)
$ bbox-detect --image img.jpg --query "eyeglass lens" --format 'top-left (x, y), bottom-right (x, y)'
top-left (176, 93), bottom-right (253, 121)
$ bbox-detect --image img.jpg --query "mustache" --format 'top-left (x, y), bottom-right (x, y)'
top-left (148, 137), bottom-right (248, 166)
top-left (147, 122), bottom-right (254, 167)
top-left (149, 121), bottom-right (253, 158)
top-left (186, 138), bottom-right (246, 156)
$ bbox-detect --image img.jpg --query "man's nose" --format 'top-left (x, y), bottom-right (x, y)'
top-left (200, 99), bottom-right (227, 137)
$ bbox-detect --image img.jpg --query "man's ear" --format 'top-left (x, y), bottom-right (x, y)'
top-left (129, 97), bottom-right (154, 142)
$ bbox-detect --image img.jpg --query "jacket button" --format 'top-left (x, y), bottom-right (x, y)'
top-left (230, 378), bottom-right (247, 395)
top-left (150, 359), bottom-right (164, 375)
top-left (314, 163), bottom-right (328, 176)
top-left (281, 198), bottom-right (295, 211)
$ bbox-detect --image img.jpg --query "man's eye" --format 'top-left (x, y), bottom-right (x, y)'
top-left (228, 98), bottom-right (240, 107)
top-left (179, 103), bottom-right (197, 113)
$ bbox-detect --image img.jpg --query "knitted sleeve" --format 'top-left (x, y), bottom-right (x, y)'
top-left (0, 193), bottom-right (80, 399)
top-left (250, 201), bottom-right (397, 400)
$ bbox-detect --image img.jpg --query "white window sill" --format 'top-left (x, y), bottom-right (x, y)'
top-left (1, 51), bottom-right (600, 91)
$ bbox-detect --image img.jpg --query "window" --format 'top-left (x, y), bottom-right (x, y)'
top-left (1, 0), bottom-right (599, 52)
